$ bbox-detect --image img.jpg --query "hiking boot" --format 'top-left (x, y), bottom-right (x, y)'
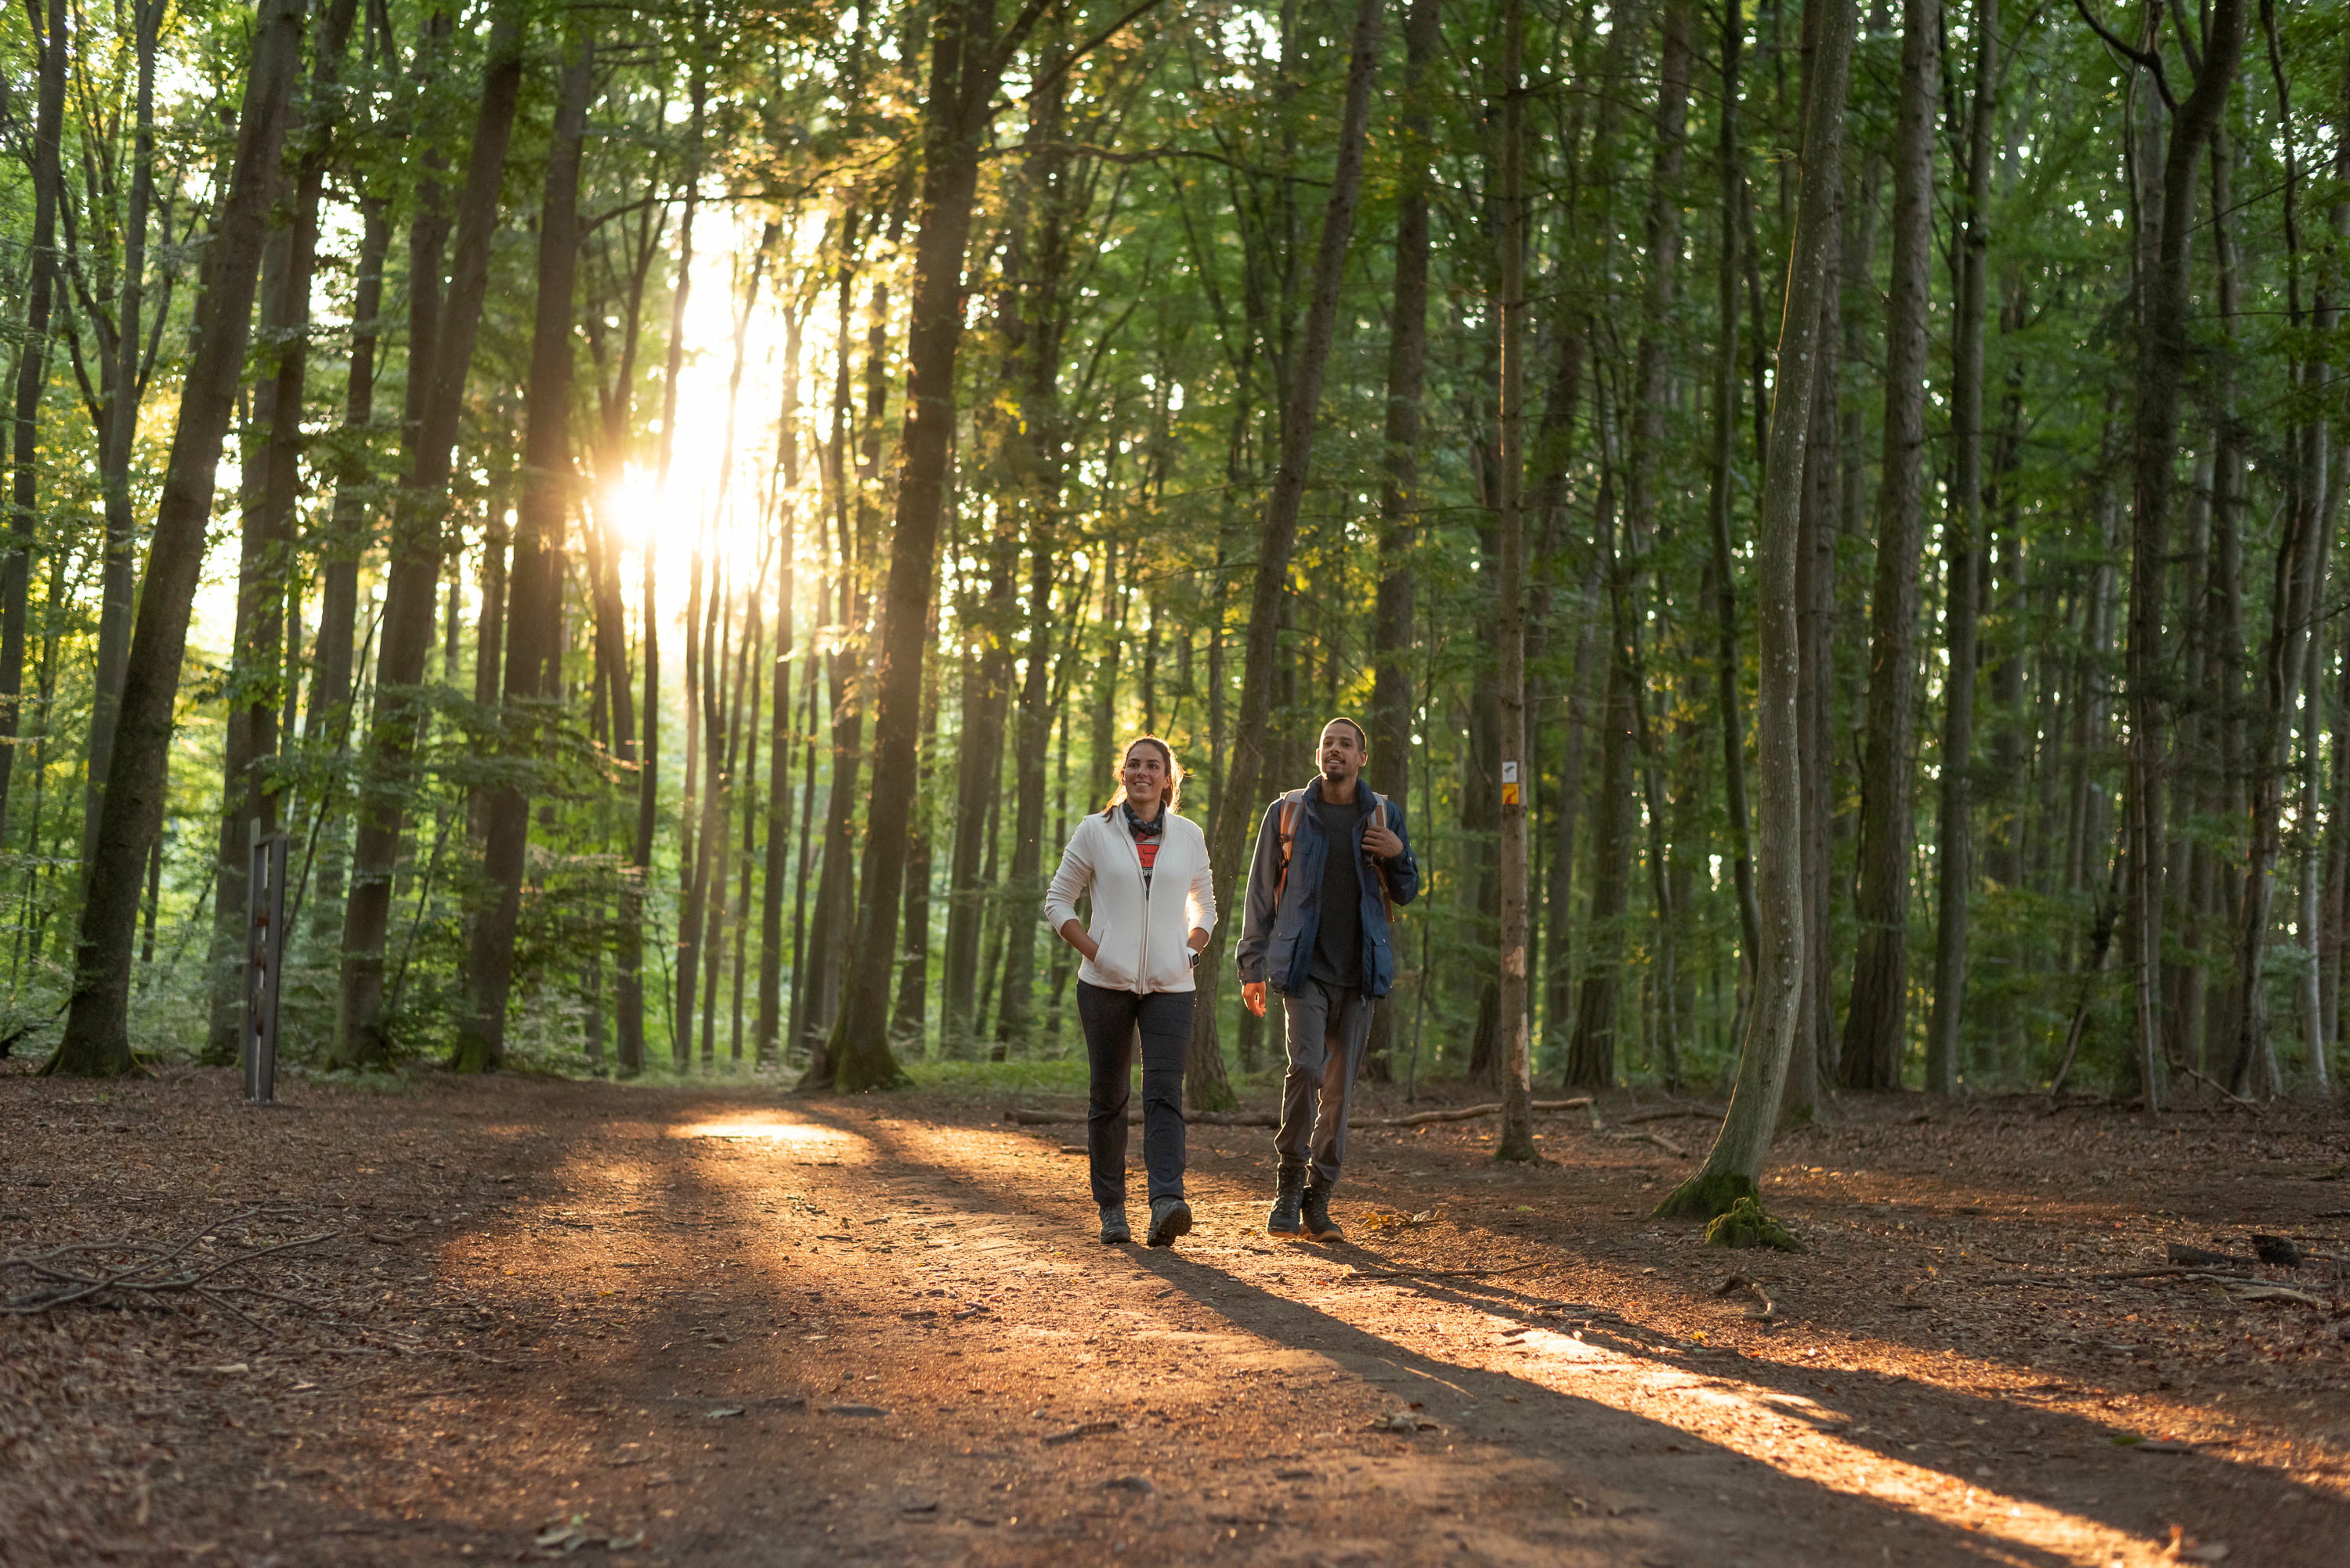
top-left (1146, 1196), bottom-right (1194, 1248)
top-left (1267, 1164), bottom-right (1307, 1237)
top-left (1098, 1205), bottom-right (1131, 1245)
top-left (1301, 1186), bottom-right (1343, 1243)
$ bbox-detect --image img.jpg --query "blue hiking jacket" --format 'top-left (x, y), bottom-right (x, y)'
top-left (1234, 780), bottom-right (1420, 998)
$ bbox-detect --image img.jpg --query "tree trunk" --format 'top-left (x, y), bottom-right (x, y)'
top-left (1658, 0), bottom-right (1853, 1214)
top-left (1491, 0), bottom-right (1535, 1159)
top-left (80, 0), bottom-right (165, 891)
top-left (1185, 0), bottom-right (1385, 1113)
top-left (812, 0), bottom-right (1065, 1093)
top-left (1837, 1), bottom-right (1936, 1091)
top-left (53, 0), bottom-right (309, 1076)
top-left (1923, 0), bottom-right (1994, 1095)
top-left (2124, 0), bottom-right (2251, 1114)
top-left (943, 526), bottom-right (1014, 1049)
top-left (757, 309), bottom-right (807, 1064)
top-left (992, 74), bottom-right (1072, 1057)
top-left (0, 0), bottom-right (67, 854)
top-left (1365, 0), bottom-right (1438, 1082)
top-left (331, 2), bottom-right (526, 1068)
top-left (1568, 458), bottom-right (1630, 1089)
top-left (303, 197), bottom-right (392, 948)
top-left (1708, 0), bottom-right (1763, 1013)
top-left (452, 27), bottom-right (591, 1072)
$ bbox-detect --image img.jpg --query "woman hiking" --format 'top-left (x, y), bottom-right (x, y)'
top-left (1043, 736), bottom-right (1216, 1248)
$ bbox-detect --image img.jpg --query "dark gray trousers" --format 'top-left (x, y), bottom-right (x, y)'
top-left (1077, 981), bottom-right (1192, 1206)
top-left (1273, 977), bottom-right (1377, 1191)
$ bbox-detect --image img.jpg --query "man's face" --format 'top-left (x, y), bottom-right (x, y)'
top-left (1318, 723), bottom-right (1365, 784)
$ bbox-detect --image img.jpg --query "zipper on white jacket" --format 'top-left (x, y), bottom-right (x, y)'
top-left (1131, 818), bottom-right (1153, 992)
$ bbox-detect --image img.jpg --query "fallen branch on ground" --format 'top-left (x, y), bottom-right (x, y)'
top-left (0, 1206), bottom-right (340, 1323)
top-left (1621, 1104), bottom-right (1726, 1125)
top-left (1003, 1097), bottom-right (1594, 1129)
top-left (2176, 1066), bottom-right (2262, 1111)
top-left (1713, 1272), bottom-right (1777, 1321)
top-left (1340, 1262), bottom-right (1549, 1282)
top-left (1604, 1129), bottom-right (1690, 1157)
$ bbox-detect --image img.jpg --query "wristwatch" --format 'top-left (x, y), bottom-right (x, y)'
top-left (1187, 948), bottom-right (1201, 969)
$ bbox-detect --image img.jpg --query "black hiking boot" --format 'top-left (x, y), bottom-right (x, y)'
top-left (1146, 1196), bottom-right (1193, 1248)
top-left (1301, 1186), bottom-right (1343, 1243)
top-left (1267, 1164), bottom-right (1307, 1237)
top-left (1098, 1206), bottom-right (1131, 1245)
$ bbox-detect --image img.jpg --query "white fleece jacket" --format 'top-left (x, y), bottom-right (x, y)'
top-left (1043, 807), bottom-right (1217, 994)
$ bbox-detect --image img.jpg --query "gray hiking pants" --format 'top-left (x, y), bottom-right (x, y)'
top-left (1273, 977), bottom-right (1378, 1192)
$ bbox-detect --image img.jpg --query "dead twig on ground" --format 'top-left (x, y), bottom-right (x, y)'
top-left (0, 1206), bottom-right (340, 1320)
top-left (1622, 1104), bottom-right (1726, 1125)
top-left (1713, 1272), bottom-right (1777, 1321)
top-left (1002, 1098), bottom-right (1593, 1129)
top-left (2176, 1066), bottom-right (2262, 1111)
top-left (1340, 1262), bottom-right (1549, 1282)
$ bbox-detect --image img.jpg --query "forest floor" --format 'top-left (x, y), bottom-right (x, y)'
top-left (2, 1062), bottom-right (2346, 1568)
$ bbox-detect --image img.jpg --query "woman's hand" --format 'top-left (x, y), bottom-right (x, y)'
top-left (1057, 918), bottom-right (1100, 963)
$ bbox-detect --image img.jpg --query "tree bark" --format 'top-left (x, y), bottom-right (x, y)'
top-left (1708, 0), bottom-right (1762, 1012)
top-left (1839, 0), bottom-right (1937, 1089)
top-left (1925, 0), bottom-right (1994, 1095)
top-left (1184, 0), bottom-right (1384, 1112)
top-left (0, 0), bottom-right (67, 852)
top-left (452, 27), bottom-right (591, 1072)
top-left (1366, 0), bottom-right (1439, 1081)
top-left (812, 0), bottom-right (1067, 1093)
top-left (1492, 0), bottom-right (1534, 1160)
top-left (2124, 0), bottom-right (2250, 1114)
top-left (1658, 0), bottom-right (1853, 1213)
top-left (53, 0), bottom-right (309, 1076)
top-left (992, 67), bottom-right (1072, 1057)
top-left (78, 0), bottom-right (166, 892)
top-left (331, 1), bottom-right (526, 1068)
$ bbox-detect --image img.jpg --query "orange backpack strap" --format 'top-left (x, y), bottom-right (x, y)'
top-left (1271, 789), bottom-right (1306, 908)
top-left (1369, 794), bottom-right (1396, 923)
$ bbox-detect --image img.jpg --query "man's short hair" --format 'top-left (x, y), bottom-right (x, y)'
top-left (1322, 717), bottom-right (1368, 750)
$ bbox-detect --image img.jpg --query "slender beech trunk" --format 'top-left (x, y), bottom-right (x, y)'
top-left (1183, 0), bottom-right (1384, 1112)
top-left (1492, 0), bottom-right (1534, 1159)
top-left (1925, 0), bottom-right (1994, 1093)
top-left (331, 2), bottom-right (526, 1067)
top-left (305, 197), bottom-right (392, 945)
top-left (0, 0), bottom-right (67, 852)
top-left (943, 524), bottom-right (1014, 1047)
top-left (1659, 0), bottom-right (1852, 1214)
top-left (1840, 0), bottom-right (1938, 1088)
top-left (678, 222), bottom-right (767, 1070)
top-left (1708, 0), bottom-right (1762, 1006)
top-left (453, 27), bottom-right (591, 1071)
top-left (1568, 450), bottom-right (1631, 1089)
top-left (81, 0), bottom-right (164, 887)
top-left (1366, 0), bottom-right (1439, 1080)
top-left (812, 0), bottom-right (1072, 1093)
top-left (207, 0), bottom-right (363, 1061)
top-left (757, 309), bottom-right (806, 1063)
top-left (2124, 0), bottom-right (2250, 1114)
top-left (54, 0), bottom-right (308, 1075)
top-left (892, 616), bottom-right (941, 1049)
top-left (992, 70), bottom-right (1071, 1057)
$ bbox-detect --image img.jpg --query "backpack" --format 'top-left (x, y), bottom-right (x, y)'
top-left (1274, 788), bottom-right (1396, 923)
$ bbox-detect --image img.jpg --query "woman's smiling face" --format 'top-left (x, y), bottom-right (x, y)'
top-left (1123, 743), bottom-right (1169, 809)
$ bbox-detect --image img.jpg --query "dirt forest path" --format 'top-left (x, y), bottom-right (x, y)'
top-left (3, 1071), bottom-right (2346, 1566)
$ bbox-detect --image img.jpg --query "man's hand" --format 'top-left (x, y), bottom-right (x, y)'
top-left (1362, 822), bottom-right (1404, 860)
top-left (1242, 981), bottom-right (1267, 1017)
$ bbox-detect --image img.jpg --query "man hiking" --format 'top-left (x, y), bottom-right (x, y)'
top-left (1235, 717), bottom-right (1419, 1241)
